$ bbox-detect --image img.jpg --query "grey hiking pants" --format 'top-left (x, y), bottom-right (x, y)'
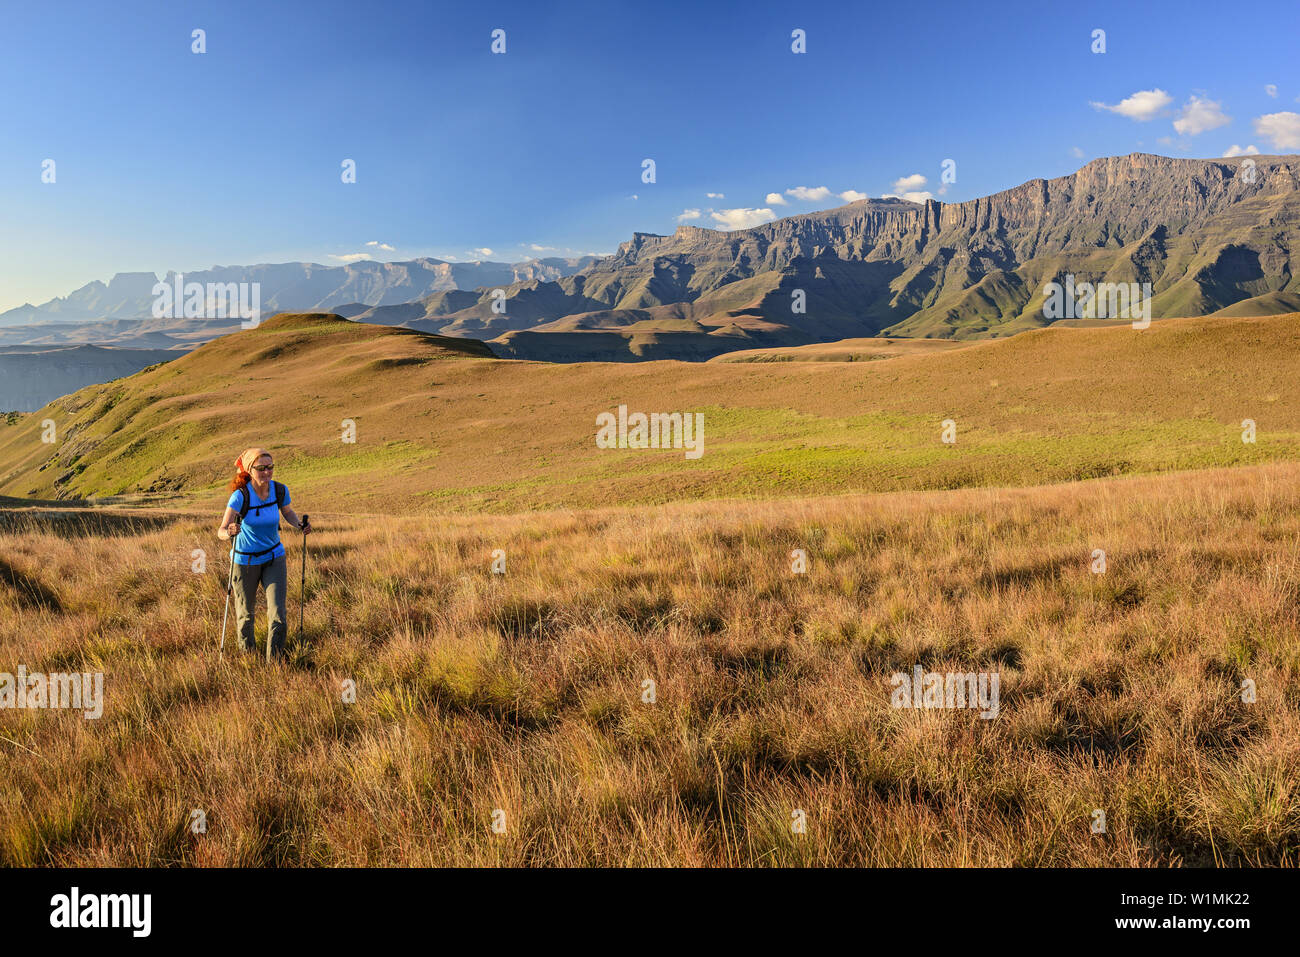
top-left (233, 554), bottom-right (288, 658)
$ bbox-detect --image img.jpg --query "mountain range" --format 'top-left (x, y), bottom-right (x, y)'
top-left (0, 256), bottom-right (600, 326)
top-left (356, 152), bottom-right (1299, 358)
top-left (4, 153), bottom-right (1299, 370)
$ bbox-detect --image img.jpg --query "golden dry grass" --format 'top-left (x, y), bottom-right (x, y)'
top-left (708, 337), bottom-right (974, 362)
top-left (2, 461), bottom-right (1298, 866)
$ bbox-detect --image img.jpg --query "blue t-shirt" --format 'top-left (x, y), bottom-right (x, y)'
top-left (227, 483), bottom-right (291, 565)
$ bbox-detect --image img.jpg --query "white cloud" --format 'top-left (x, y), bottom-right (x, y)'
top-left (706, 192), bottom-right (724, 199)
top-left (883, 173), bottom-right (933, 203)
top-left (1090, 88), bottom-right (1172, 121)
top-left (769, 185), bottom-right (864, 205)
top-left (364, 241), bottom-right (396, 251)
top-left (628, 194), bottom-right (638, 200)
top-left (1173, 95), bottom-right (1230, 136)
top-left (785, 186), bottom-right (832, 202)
top-left (1222, 144), bottom-right (1259, 157)
top-left (1070, 146), bottom-right (1085, 158)
top-left (329, 253), bottom-right (373, 262)
top-left (1266, 84), bottom-right (1278, 98)
top-left (468, 248), bottom-right (494, 258)
top-left (1253, 111), bottom-right (1300, 150)
top-left (882, 191), bottom-right (934, 204)
top-left (676, 208), bottom-right (702, 222)
top-left (710, 207), bottom-right (777, 230)
top-left (525, 243), bottom-right (558, 252)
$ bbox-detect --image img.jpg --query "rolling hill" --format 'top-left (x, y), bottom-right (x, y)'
top-left (3, 310), bottom-right (1300, 513)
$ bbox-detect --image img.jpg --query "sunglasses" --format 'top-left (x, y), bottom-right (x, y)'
top-left (252, 464), bottom-right (275, 472)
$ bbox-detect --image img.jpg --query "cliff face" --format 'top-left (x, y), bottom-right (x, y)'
top-left (457, 152), bottom-right (1300, 345)
top-left (936, 153), bottom-right (1298, 247)
top-left (606, 199), bottom-right (931, 273)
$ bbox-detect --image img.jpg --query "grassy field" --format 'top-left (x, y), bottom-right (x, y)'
top-left (2, 461), bottom-right (1297, 866)
top-left (3, 312), bottom-right (1300, 514)
top-left (709, 337), bottom-right (973, 362)
top-left (2, 311), bottom-right (1298, 867)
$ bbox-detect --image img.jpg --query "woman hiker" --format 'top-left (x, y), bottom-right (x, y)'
top-left (216, 447), bottom-right (311, 660)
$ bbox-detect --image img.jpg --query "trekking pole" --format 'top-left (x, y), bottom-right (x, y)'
top-left (219, 520), bottom-right (239, 658)
top-left (299, 514), bottom-right (310, 643)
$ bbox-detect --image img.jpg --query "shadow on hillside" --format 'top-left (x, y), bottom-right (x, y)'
top-left (287, 542), bottom-right (349, 562)
top-left (975, 556), bottom-right (1075, 590)
top-left (284, 639), bottom-right (318, 673)
top-left (0, 507), bottom-right (177, 538)
top-left (0, 557), bottom-right (64, 612)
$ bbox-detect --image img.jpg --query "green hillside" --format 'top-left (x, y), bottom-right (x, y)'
top-left (4, 311), bottom-right (1300, 514)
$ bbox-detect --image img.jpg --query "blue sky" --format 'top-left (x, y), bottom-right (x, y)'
top-left (1, 0), bottom-right (1297, 312)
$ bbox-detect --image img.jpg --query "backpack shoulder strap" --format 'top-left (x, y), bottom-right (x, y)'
top-left (274, 481), bottom-right (286, 508)
top-left (238, 486), bottom-right (251, 520)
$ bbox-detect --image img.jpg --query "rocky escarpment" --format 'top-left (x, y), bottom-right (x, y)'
top-left (934, 153), bottom-right (1300, 252)
top-left (393, 153), bottom-right (1300, 351)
